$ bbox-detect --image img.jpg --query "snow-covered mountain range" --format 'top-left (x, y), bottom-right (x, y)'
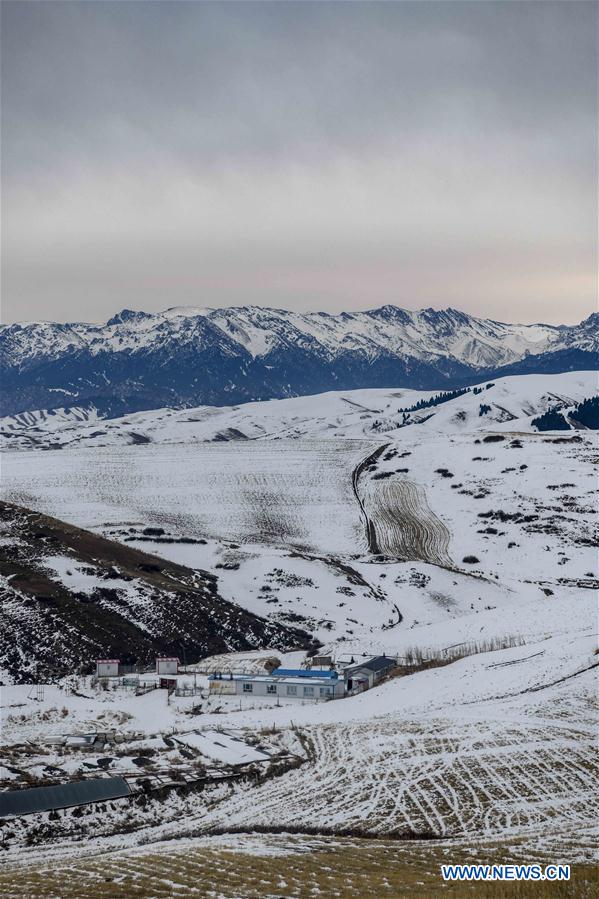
top-left (1, 304), bottom-right (596, 417)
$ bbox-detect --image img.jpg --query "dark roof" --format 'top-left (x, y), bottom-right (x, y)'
top-left (347, 656), bottom-right (395, 674)
top-left (362, 656), bottom-right (395, 672)
top-left (0, 777), bottom-right (131, 817)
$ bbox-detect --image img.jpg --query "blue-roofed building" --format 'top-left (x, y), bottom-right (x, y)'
top-left (208, 669), bottom-right (344, 701)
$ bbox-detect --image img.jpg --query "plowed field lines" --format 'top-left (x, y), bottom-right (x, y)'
top-left (356, 464), bottom-right (452, 565)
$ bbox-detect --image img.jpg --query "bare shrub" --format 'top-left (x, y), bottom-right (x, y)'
top-left (398, 634), bottom-right (526, 671)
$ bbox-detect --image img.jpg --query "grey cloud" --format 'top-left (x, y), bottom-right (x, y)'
top-left (1, 1), bottom-right (596, 324)
top-left (3, 1), bottom-right (596, 174)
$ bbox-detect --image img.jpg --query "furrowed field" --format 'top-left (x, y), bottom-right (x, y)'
top-left (1, 439), bottom-right (376, 555)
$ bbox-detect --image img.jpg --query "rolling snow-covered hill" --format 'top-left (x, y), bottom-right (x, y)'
top-left (1, 304), bottom-right (596, 416)
top-left (2, 371), bottom-right (596, 651)
top-left (2, 371), bottom-right (595, 451)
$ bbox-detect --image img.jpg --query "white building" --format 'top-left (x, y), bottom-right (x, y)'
top-left (156, 657), bottom-right (179, 676)
top-left (343, 656), bottom-right (396, 692)
top-left (95, 659), bottom-right (120, 678)
top-left (209, 668), bottom-right (344, 701)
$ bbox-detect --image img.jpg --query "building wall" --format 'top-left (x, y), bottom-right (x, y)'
top-left (209, 679), bottom-right (237, 695)
top-left (346, 668), bottom-right (374, 690)
top-left (96, 662), bottom-right (119, 677)
top-left (209, 677), bottom-right (343, 700)
top-left (156, 659), bottom-right (178, 675)
top-left (238, 680), bottom-right (342, 700)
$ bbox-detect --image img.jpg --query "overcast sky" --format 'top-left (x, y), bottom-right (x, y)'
top-left (1, 1), bottom-right (597, 325)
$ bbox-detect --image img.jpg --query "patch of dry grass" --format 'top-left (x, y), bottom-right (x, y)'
top-left (0, 838), bottom-right (596, 899)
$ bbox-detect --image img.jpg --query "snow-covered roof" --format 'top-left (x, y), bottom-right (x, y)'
top-left (185, 652), bottom-right (281, 675)
top-left (341, 657), bottom-right (396, 677)
top-left (357, 656), bottom-right (396, 673)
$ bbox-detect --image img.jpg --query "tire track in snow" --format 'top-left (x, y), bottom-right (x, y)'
top-left (174, 717), bottom-right (597, 843)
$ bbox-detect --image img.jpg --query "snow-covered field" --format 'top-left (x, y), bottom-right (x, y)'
top-left (361, 428), bottom-right (596, 582)
top-left (1, 622), bottom-right (596, 877)
top-left (1, 439), bottom-right (374, 555)
top-left (0, 371), bottom-right (597, 883)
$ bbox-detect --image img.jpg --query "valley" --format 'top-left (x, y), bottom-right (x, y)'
top-left (3, 2), bottom-right (596, 892)
top-left (0, 370), bottom-right (597, 895)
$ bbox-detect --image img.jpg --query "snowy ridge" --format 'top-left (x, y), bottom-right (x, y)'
top-left (3, 305), bottom-right (596, 367)
top-left (2, 371), bottom-right (595, 451)
top-left (1, 405), bottom-right (101, 432)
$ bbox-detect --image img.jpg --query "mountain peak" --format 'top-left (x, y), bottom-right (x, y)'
top-left (1, 303), bottom-right (596, 418)
top-left (418, 306), bottom-right (471, 323)
top-left (366, 304), bottom-right (412, 322)
top-left (106, 309), bottom-right (152, 326)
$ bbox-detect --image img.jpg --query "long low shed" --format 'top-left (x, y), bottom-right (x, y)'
top-left (209, 670), bottom-right (344, 700)
top-left (0, 777), bottom-right (131, 818)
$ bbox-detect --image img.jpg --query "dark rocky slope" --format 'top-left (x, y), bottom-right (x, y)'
top-left (0, 502), bottom-right (314, 682)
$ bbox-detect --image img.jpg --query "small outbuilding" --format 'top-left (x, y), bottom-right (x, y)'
top-left (344, 655), bottom-right (396, 692)
top-left (156, 657), bottom-right (179, 676)
top-left (95, 659), bottom-right (120, 678)
top-left (308, 655), bottom-right (333, 669)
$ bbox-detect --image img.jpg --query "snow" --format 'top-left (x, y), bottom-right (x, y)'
top-left (41, 554), bottom-right (134, 595)
top-left (1, 439), bottom-right (373, 556)
top-left (2, 370), bottom-right (595, 452)
top-left (123, 536), bottom-right (397, 644)
top-left (0, 369), bottom-right (596, 870)
top-left (174, 730), bottom-right (270, 764)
